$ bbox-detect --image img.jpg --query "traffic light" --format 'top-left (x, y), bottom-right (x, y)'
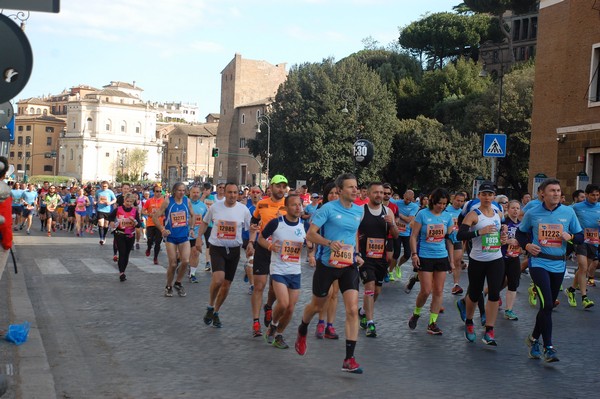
top-left (212, 147), bottom-right (219, 157)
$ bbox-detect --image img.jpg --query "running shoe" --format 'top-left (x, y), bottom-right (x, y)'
top-left (587, 278), bottom-right (596, 287)
top-left (504, 309), bottom-right (518, 320)
top-left (456, 298), bottom-right (466, 322)
top-left (254, 321), bottom-right (264, 338)
top-left (212, 313), bottom-right (222, 328)
top-left (565, 288), bottom-right (577, 307)
top-left (439, 307), bottom-right (445, 314)
top-left (203, 307), bottom-right (214, 325)
top-left (174, 283), bottom-right (186, 297)
top-left (264, 323), bottom-right (276, 343)
top-left (553, 299), bottom-right (560, 308)
top-left (480, 312), bottom-right (487, 327)
top-left (526, 335), bottom-right (541, 359)
top-left (164, 286), bottom-right (173, 297)
top-left (295, 331), bottom-right (307, 355)
top-left (113, 255), bottom-right (118, 262)
top-left (119, 274), bottom-right (127, 282)
top-left (263, 305), bottom-right (273, 327)
top-left (451, 284), bottom-right (464, 295)
top-left (394, 265), bottom-right (402, 280)
top-left (47, 232), bottom-right (51, 237)
top-left (26, 229), bottom-right (30, 235)
top-left (145, 249), bottom-right (151, 257)
top-left (204, 262), bottom-right (211, 272)
top-left (405, 275), bottom-right (417, 294)
top-left (153, 257), bottom-right (159, 265)
top-left (482, 330), bottom-right (497, 346)
top-left (388, 272), bottom-right (395, 282)
top-left (464, 323), bottom-right (476, 342)
top-left (248, 285), bottom-right (254, 295)
top-left (408, 313), bottom-right (419, 330)
top-left (359, 309), bottom-right (367, 330)
top-left (366, 322), bottom-right (377, 338)
top-left (427, 322), bottom-right (443, 335)
top-left (273, 335), bottom-right (289, 349)
top-left (582, 297), bottom-right (594, 309)
top-left (189, 275), bottom-right (198, 283)
top-left (324, 325), bottom-right (339, 339)
top-left (100, 239), bottom-right (104, 245)
top-left (384, 273), bottom-right (390, 283)
top-left (315, 323), bottom-right (325, 339)
top-left (528, 283), bottom-right (538, 307)
top-left (341, 357), bottom-right (363, 374)
top-left (543, 346), bottom-right (559, 363)
top-left (135, 243), bottom-right (140, 249)
top-left (243, 274), bottom-right (249, 283)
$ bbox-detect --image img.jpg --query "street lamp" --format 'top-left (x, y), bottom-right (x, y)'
top-left (118, 148), bottom-right (127, 181)
top-left (175, 144), bottom-right (186, 182)
top-left (479, 40), bottom-right (512, 184)
top-left (257, 114), bottom-right (271, 185)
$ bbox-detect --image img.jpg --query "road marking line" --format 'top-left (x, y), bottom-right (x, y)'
top-left (128, 257), bottom-right (165, 273)
top-left (81, 258), bottom-right (117, 274)
top-left (34, 258), bottom-right (70, 274)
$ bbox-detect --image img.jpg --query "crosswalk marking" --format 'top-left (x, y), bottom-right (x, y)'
top-left (128, 258), bottom-right (165, 274)
top-left (81, 258), bottom-right (117, 274)
top-left (35, 258), bottom-right (70, 275)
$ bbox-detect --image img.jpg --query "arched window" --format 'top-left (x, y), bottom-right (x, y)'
top-left (70, 149), bottom-right (74, 161)
top-left (29, 107), bottom-right (34, 114)
top-left (136, 122), bottom-right (142, 134)
top-left (36, 108), bottom-right (41, 114)
top-left (241, 114), bottom-right (245, 124)
top-left (106, 119), bottom-right (112, 131)
top-left (121, 121), bottom-right (127, 133)
top-left (86, 117), bottom-right (93, 131)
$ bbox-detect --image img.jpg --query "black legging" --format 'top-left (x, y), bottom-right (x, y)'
top-left (504, 256), bottom-right (521, 291)
top-left (529, 266), bottom-right (563, 347)
top-left (467, 257), bottom-right (505, 302)
top-left (146, 226), bottom-right (163, 258)
top-left (115, 233), bottom-right (135, 273)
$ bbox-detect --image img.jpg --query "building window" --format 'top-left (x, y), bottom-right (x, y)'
top-left (70, 149), bottom-right (74, 160)
top-left (106, 152), bottom-right (110, 157)
top-left (121, 121), bottom-right (127, 132)
top-left (44, 165), bottom-right (53, 172)
top-left (26, 125), bottom-right (31, 131)
top-left (25, 164), bottom-right (29, 171)
top-left (29, 107), bottom-right (34, 114)
top-left (531, 17), bottom-right (538, 39)
top-left (17, 136), bottom-right (23, 145)
top-left (106, 119), bottom-right (112, 131)
top-left (136, 122), bottom-right (141, 134)
top-left (86, 117), bottom-right (93, 131)
top-left (512, 19), bottom-right (521, 41)
top-left (17, 152), bottom-right (22, 159)
top-left (25, 136), bottom-right (31, 145)
top-left (239, 137), bottom-right (247, 148)
top-left (25, 151), bottom-right (30, 158)
top-left (521, 18), bottom-right (529, 40)
top-left (45, 126), bottom-right (54, 133)
top-left (17, 126), bottom-right (23, 131)
top-left (47, 137), bottom-right (52, 146)
top-left (9, 152), bottom-right (14, 158)
top-left (590, 44), bottom-right (600, 104)
top-left (17, 164), bottom-right (22, 170)
top-left (241, 114), bottom-right (245, 124)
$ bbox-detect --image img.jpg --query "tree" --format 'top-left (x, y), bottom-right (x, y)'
top-left (126, 148), bottom-right (148, 182)
top-left (383, 116), bottom-right (487, 194)
top-left (398, 12), bottom-right (496, 70)
top-left (248, 58), bottom-right (399, 190)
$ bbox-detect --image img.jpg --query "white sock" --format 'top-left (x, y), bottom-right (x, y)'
top-left (190, 267), bottom-right (197, 276)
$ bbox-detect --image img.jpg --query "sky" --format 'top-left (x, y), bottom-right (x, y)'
top-left (14, 0), bottom-right (460, 118)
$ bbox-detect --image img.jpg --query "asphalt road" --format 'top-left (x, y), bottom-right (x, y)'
top-left (1, 227), bottom-right (599, 398)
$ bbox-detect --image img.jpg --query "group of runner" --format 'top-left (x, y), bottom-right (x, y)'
top-left (10, 173), bottom-right (597, 373)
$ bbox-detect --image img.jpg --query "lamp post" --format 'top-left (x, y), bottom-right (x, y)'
top-left (118, 148), bottom-right (127, 182)
top-left (257, 114), bottom-right (271, 186)
top-left (479, 40), bottom-right (511, 184)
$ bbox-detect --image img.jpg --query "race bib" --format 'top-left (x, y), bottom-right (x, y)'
top-left (584, 228), bottom-right (599, 245)
top-left (506, 244), bottom-right (521, 257)
top-left (118, 216), bottom-right (135, 228)
top-left (216, 220), bottom-right (237, 240)
top-left (99, 195), bottom-right (108, 204)
top-left (75, 203), bottom-right (86, 212)
top-left (426, 224), bottom-right (445, 243)
top-left (170, 211), bottom-right (187, 228)
top-left (397, 221), bottom-right (407, 233)
top-left (280, 240), bottom-right (302, 263)
top-left (194, 214), bottom-right (204, 226)
top-left (366, 238), bottom-right (385, 259)
top-left (538, 223), bottom-right (563, 247)
top-left (482, 232), bottom-right (501, 252)
top-left (330, 244), bottom-right (354, 268)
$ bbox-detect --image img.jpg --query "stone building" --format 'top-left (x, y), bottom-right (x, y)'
top-left (215, 54), bottom-right (287, 186)
top-left (529, 0), bottom-right (600, 194)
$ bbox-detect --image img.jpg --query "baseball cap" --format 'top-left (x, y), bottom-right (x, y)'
top-left (270, 174), bottom-right (288, 185)
top-left (311, 193), bottom-right (319, 198)
top-left (478, 181), bottom-right (496, 194)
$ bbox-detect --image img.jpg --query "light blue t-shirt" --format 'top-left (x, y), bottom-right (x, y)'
top-left (393, 199), bottom-right (419, 237)
top-left (189, 199), bottom-right (208, 239)
top-left (445, 205), bottom-right (462, 244)
top-left (415, 208), bottom-right (454, 259)
top-left (11, 189), bottom-right (24, 206)
top-left (312, 199), bottom-right (364, 268)
top-left (21, 190), bottom-right (38, 206)
top-left (304, 202), bottom-right (319, 229)
top-left (95, 189), bottom-right (116, 213)
top-left (522, 199), bottom-right (542, 214)
top-left (518, 203), bottom-right (582, 273)
top-left (572, 200), bottom-right (600, 246)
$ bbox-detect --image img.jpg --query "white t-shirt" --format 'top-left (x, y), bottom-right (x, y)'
top-left (204, 201), bottom-right (251, 247)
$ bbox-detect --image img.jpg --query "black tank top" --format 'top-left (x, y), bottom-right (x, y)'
top-left (358, 204), bottom-right (388, 265)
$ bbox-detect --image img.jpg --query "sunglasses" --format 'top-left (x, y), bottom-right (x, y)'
top-left (154, 190), bottom-right (162, 193)
top-left (383, 192), bottom-right (392, 195)
top-left (499, 201), bottom-right (508, 205)
top-left (251, 191), bottom-right (262, 194)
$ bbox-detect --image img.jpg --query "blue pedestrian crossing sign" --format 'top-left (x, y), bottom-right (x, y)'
top-left (483, 134), bottom-right (506, 158)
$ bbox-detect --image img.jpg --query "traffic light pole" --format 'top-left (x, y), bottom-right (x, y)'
top-left (215, 152), bottom-right (263, 189)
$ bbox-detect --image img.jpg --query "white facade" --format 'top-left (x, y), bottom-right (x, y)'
top-left (153, 101), bottom-right (200, 124)
top-left (58, 87), bottom-right (162, 183)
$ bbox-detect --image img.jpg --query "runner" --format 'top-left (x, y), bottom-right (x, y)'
top-left (456, 181), bottom-right (506, 345)
top-left (43, 185), bottom-right (63, 237)
top-left (249, 175), bottom-right (288, 337)
top-left (447, 192), bottom-right (467, 295)
top-left (109, 193), bottom-right (141, 282)
top-left (153, 182), bottom-right (195, 298)
top-left (243, 186), bottom-right (263, 294)
top-left (381, 183), bottom-right (400, 282)
top-left (501, 200), bottom-right (522, 320)
top-left (74, 187), bottom-right (90, 237)
top-left (20, 183), bottom-right (38, 235)
top-left (37, 181), bottom-right (50, 232)
top-left (188, 185), bottom-right (208, 283)
top-left (95, 181), bottom-right (117, 245)
top-left (260, 194), bottom-right (306, 348)
top-left (10, 182), bottom-right (24, 231)
top-left (392, 190), bottom-right (419, 289)
top-left (517, 178), bottom-right (583, 362)
top-left (357, 182), bottom-right (399, 337)
top-left (408, 188), bottom-right (454, 335)
top-left (143, 185), bottom-right (165, 265)
top-left (566, 183), bottom-right (600, 309)
top-left (197, 182), bottom-right (253, 328)
top-left (295, 173), bottom-right (365, 374)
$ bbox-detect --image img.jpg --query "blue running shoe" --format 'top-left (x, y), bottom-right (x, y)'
top-left (544, 346), bottom-right (559, 363)
top-left (456, 299), bottom-right (466, 322)
top-left (384, 273), bottom-right (390, 283)
top-left (482, 330), bottom-right (497, 346)
top-left (526, 335), bottom-right (541, 359)
top-left (480, 312), bottom-right (487, 327)
top-left (465, 323), bottom-right (476, 343)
